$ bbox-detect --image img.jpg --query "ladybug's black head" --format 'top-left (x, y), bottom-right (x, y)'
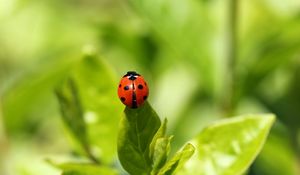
top-left (123, 71), bottom-right (140, 79)
top-left (123, 71), bottom-right (140, 80)
top-left (124, 71), bottom-right (140, 76)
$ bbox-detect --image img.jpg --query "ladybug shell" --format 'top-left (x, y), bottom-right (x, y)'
top-left (118, 72), bottom-right (149, 108)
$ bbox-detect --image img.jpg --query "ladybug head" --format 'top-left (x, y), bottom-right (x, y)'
top-left (123, 71), bottom-right (140, 80)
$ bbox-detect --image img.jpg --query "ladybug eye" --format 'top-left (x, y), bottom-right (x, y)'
top-left (138, 84), bottom-right (143, 89)
top-left (124, 86), bottom-right (129, 90)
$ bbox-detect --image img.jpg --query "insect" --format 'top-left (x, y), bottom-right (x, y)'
top-left (118, 71), bottom-right (149, 108)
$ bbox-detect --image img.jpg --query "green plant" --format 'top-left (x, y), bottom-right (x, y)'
top-left (52, 54), bottom-right (275, 175)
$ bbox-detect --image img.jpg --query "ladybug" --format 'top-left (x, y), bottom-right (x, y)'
top-left (118, 71), bottom-right (149, 108)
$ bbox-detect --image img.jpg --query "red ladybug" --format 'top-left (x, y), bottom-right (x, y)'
top-left (118, 71), bottom-right (149, 108)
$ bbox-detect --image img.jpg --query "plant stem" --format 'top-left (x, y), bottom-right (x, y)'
top-left (0, 100), bottom-right (5, 141)
top-left (291, 128), bottom-right (300, 174)
top-left (223, 0), bottom-right (238, 116)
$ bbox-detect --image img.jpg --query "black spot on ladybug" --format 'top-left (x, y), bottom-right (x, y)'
top-left (121, 97), bottom-right (126, 102)
top-left (143, 96), bottom-right (147, 100)
top-left (119, 84), bottom-right (121, 88)
top-left (144, 82), bottom-right (147, 86)
top-left (128, 75), bottom-right (137, 80)
top-left (124, 86), bottom-right (129, 90)
top-left (138, 84), bottom-right (143, 89)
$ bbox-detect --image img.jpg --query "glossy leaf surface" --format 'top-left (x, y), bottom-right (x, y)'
top-left (118, 101), bottom-right (161, 175)
top-left (178, 114), bottom-right (275, 175)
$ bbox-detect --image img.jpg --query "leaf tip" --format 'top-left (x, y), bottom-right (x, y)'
top-left (185, 143), bottom-right (196, 153)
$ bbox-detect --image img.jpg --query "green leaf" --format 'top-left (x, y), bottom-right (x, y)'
top-left (72, 53), bottom-right (123, 163)
top-left (54, 52), bottom-right (124, 164)
top-left (178, 114), bottom-right (276, 175)
top-left (151, 136), bottom-right (173, 175)
top-left (48, 161), bottom-right (118, 175)
top-left (157, 143), bottom-right (195, 175)
top-left (55, 78), bottom-right (88, 149)
top-left (150, 118), bottom-right (168, 160)
top-left (118, 101), bottom-right (161, 175)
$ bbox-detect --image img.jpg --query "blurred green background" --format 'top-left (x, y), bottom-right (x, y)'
top-left (0, 0), bottom-right (300, 174)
